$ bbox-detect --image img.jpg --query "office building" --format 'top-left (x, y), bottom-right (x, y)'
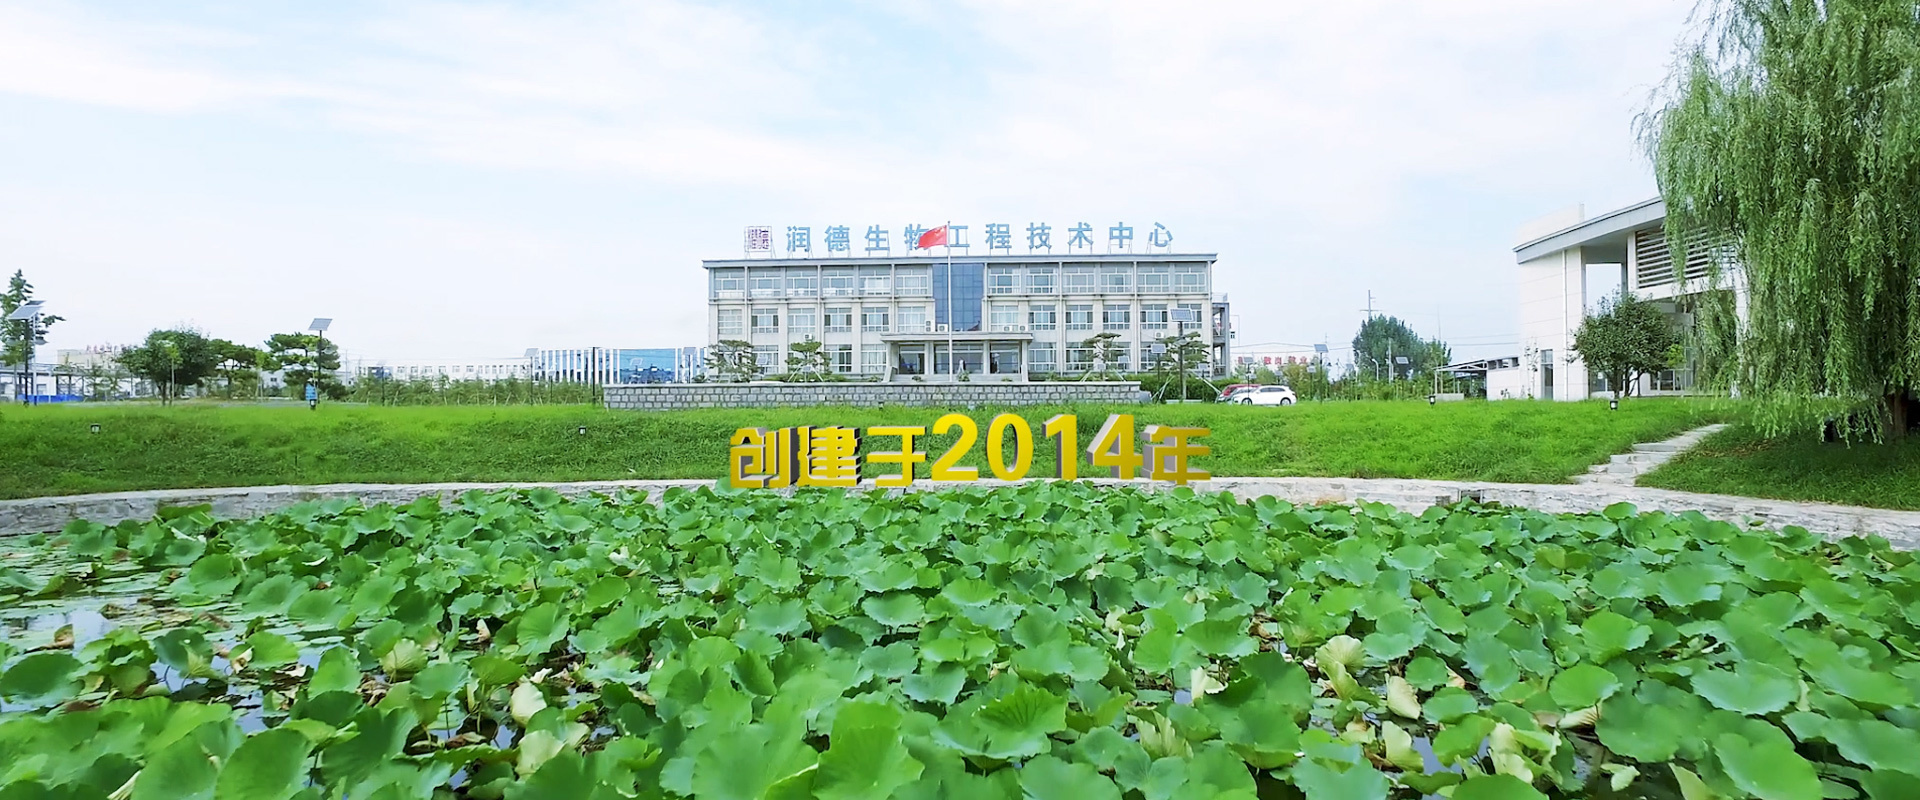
top-left (704, 253), bottom-right (1231, 381)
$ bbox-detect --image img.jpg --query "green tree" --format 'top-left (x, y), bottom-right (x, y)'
top-left (1351, 316), bottom-right (1441, 381)
top-left (211, 339), bottom-right (271, 399)
top-left (784, 338), bottom-right (831, 381)
top-left (118, 329), bottom-right (220, 403)
top-left (265, 332), bottom-right (345, 400)
top-left (1646, 0), bottom-right (1920, 438)
top-left (1572, 292), bottom-right (1683, 400)
top-left (1081, 332), bottom-right (1125, 380)
top-left (706, 340), bottom-right (761, 382)
top-left (1, 270), bottom-right (64, 401)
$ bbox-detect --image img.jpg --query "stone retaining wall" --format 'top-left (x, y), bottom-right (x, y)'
top-left (603, 381), bottom-right (1145, 410)
top-left (5, 477), bottom-right (1917, 550)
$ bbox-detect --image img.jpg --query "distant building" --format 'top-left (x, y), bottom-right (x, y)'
top-left (705, 252), bottom-right (1231, 381)
top-left (358, 347), bottom-right (703, 385)
top-left (1513, 198), bottom-right (1742, 400)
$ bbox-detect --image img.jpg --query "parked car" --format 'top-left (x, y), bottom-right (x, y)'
top-left (1235, 385), bottom-right (1297, 406)
top-left (1216, 383), bottom-right (1258, 402)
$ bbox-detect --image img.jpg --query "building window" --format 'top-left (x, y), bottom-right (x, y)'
top-left (824, 307), bottom-right (853, 333)
top-left (1141, 303), bottom-right (1169, 330)
top-left (1112, 344), bottom-right (1132, 373)
top-left (1066, 345), bottom-right (1093, 373)
top-left (990, 304), bottom-right (1020, 331)
top-left (751, 274), bottom-right (783, 298)
top-left (989, 343), bottom-right (1022, 374)
top-left (712, 269), bottom-right (745, 297)
top-left (987, 267), bottom-right (1017, 294)
top-left (896, 305), bottom-right (928, 333)
top-left (1065, 304), bottom-right (1094, 331)
top-left (861, 345), bottom-right (887, 374)
top-left (1139, 266), bottom-right (1170, 291)
top-left (717, 308), bottom-right (745, 337)
top-left (1063, 267), bottom-right (1096, 293)
top-left (1029, 342), bottom-right (1057, 373)
top-left (1102, 304), bottom-right (1132, 331)
top-left (861, 268), bottom-right (891, 295)
top-left (1174, 265), bottom-right (1205, 291)
top-left (823, 269), bottom-right (857, 297)
top-left (788, 308), bottom-right (816, 337)
top-left (831, 345), bottom-right (854, 374)
top-left (754, 345), bottom-right (780, 371)
top-left (1101, 267), bottom-right (1132, 292)
top-left (1026, 267), bottom-right (1057, 294)
top-left (787, 272), bottom-right (818, 297)
top-left (861, 307), bottom-right (890, 332)
top-left (751, 307), bottom-right (780, 333)
top-left (1029, 304), bottom-right (1057, 331)
top-left (896, 269), bottom-right (932, 296)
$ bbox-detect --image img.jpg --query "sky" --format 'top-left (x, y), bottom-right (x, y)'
top-left (1, 0), bottom-right (1699, 368)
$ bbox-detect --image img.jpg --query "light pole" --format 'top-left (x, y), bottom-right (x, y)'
top-left (6, 301), bottom-right (46, 405)
top-left (309, 318), bottom-right (332, 405)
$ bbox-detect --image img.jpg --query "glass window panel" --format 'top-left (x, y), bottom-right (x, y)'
top-left (1028, 304), bottom-right (1056, 330)
top-left (1065, 303), bottom-right (1093, 331)
top-left (1025, 267), bottom-right (1056, 294)
top-left (824, 307), bottom-right (853, 333)
top-left (717, 308), bottom-right (745, 337)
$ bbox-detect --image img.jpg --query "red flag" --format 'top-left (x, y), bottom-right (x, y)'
top-left (916, 225), bottom-right (948, 249)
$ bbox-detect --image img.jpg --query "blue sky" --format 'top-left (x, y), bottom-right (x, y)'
top-left (3, 0), bottom-right (1693, 367)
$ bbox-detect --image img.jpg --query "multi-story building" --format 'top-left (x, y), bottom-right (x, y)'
top-left (362, 347), bottom-right (704, 384)
top-left (1513, 197), bottom-right (1743, 400)
top-left (704, 253), bottom-right (1231, 381)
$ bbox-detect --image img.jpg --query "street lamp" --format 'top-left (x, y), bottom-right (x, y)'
top-left (308, 318), bottom-right (332, 407)
top-left (7, 301), bottom-right (44, 405)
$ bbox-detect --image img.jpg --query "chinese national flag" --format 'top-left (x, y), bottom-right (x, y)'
top-left (916, 225), bottom-right (948, 249)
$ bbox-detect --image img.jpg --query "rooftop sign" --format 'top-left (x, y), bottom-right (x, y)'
top-left (742, 221), bottom-right (1175, 258)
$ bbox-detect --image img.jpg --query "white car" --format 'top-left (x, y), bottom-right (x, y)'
top-left (1234, 385), bottom-right (1297, 406)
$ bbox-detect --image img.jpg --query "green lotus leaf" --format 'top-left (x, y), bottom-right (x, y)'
top-left (1805, 660), bottom-right (1914, 708)
top-left (213, 728), bottom-right (313, 800)
top-left (1288, 757), bottom-right (1389, 800)
top-left (862, 592), bottom-right (926, 628)
top-left (131, 735), bottom-right (219, 800)
top-left (901, 664), bottom-right (967, 706)
top-left (514, 603), bottom-right (569, 656)
top-left (1822, 718), bottom-right (1920, 772)
top-left (1450, 774), bottom-right (1548, 800)
top-left (236, 631), bottom-right (302, 671)
top-left (1579, 611), bottom-right (1651, 663)
top-left (690, 719), bottom-right (818, 800)
top-left (814, 702), bottom-right (925, 800)
top-left (1423, 687), bottom-right (1479, 724)
top-left (1384, 675), bottom-right (1421, 719)
top-left (0, 652), bottom-right (82, 705)
top-left (1547, 664), bottom-right (1621, 710)
top-left (1714, 730), bottom-right (1822, 800)
top-left (1692, 662), bottom-right (1798, 715)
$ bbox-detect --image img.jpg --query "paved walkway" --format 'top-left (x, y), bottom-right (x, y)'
top-left (3, 474), bottom-right (1916, 550)
top-left (1574, 423), bottom-right (1729, 485)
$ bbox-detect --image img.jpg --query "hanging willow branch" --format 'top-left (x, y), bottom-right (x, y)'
top-left (1642, 0), bottom-right (1920, 440)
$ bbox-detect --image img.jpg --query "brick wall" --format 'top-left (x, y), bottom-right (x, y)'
top-left (602, 381), bottom-right (1147, 410)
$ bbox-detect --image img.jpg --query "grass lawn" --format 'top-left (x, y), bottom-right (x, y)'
top-left (0, 398), bottom-right (1727, 499)
top-left (1639, 425), bottom-right (1920, 511)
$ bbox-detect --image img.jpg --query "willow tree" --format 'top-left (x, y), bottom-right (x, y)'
top-left (1646, 0), bottom-right (1920, 439)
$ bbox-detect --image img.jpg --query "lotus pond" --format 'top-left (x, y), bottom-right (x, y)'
top-left (2, 483), bottom-right (1918, 799)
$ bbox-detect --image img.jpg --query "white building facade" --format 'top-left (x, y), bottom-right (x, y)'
top-left (705, 253), bottom-right (1232, 381)
top-left (1513, 198), bottom-right (1742, 401)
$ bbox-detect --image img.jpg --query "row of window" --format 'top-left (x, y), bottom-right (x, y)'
top-left (744, 342), bottom-right (1177, 376)
top-left (718, 303), bottom-right (1207, 337)
top-left (712, 265), bottom-right (1207, 297)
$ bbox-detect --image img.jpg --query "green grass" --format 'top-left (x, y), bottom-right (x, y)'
top-left (1639, 425), bottom-right (1920, 511)
top-left (0, 398), bottom-right (1727, 499)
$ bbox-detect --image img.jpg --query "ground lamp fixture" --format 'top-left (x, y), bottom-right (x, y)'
top-left (578, 426), bottom-right (587, 435)
top-left (1428, 395), bottom-right (1437, 406)
top-left (1610, 398), bottom-right (1619, 411)
top-left (90, 423), bottom-right (101, 434)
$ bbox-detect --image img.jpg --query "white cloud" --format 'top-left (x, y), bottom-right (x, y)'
top-left (0, 0), bottom-right (1696, 361)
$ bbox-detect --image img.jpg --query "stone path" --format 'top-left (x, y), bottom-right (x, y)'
top-left (1574, 423), bottom-right (1729, 486)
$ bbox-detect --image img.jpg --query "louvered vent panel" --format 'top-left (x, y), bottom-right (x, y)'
top-left (1633, 227), bottom-right (1727, 288)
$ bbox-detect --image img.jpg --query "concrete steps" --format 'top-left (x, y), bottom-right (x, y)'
top-left (1572, 424), bottom-right (1727, 486)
